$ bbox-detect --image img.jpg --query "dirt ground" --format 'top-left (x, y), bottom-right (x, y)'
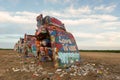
top-left (0, 50), bottom-right (120, 80)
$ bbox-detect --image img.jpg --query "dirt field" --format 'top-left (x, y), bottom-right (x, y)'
top-left (0, 50), bottom-right (120, 80)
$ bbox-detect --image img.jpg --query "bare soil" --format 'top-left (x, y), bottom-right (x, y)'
top-left (0, 50), bottom-right (120, 80)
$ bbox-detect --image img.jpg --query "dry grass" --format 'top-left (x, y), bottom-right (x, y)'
top-left (0, 50), bottom-right (120, 80)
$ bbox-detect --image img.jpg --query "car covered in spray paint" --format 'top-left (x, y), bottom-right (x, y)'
top-left (14, 15), bottom-right (80, 67)
top-left (24, 34), bottom-right (37, 56)
top-left (14, 38), bottom-right (24, 53)
top-left (35, 15), bottom-right (80, 67)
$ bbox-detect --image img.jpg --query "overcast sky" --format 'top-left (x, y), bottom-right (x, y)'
top-left (0, 0), bottom-right (120, 50)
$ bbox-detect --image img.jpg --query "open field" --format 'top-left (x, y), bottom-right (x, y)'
top-left (0, 50), bottom-right (120, 80)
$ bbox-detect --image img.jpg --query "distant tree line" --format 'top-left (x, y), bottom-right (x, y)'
top-left (0, 48), bottom-right (120, 53)
top-left (79, 50), bottom-right (120, 53)
top-left (0, 48), bottom-right (13, 50)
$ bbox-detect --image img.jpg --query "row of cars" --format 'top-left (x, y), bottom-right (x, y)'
top-left (14, 14), bottom-right (80, 67)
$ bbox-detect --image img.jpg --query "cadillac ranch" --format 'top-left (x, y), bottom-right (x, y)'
top-left (14, 14), bottom-right (80, 68)
top-left (0, 14), bottom-right (120, 80)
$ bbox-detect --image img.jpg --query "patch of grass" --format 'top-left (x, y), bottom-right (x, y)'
top-left (0, 48), bottom-right (13, 50)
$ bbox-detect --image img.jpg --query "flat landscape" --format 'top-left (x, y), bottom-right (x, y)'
top-left (0, 50), bottom-right (120, 80)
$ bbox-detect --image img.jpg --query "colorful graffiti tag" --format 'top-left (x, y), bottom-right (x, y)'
top-left (56, 31), bottom-right (78, 52)
top-left (47, 26), bottom-right (80, 67)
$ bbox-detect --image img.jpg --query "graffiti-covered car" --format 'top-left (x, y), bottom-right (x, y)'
top-left (14, 14), bottom-right (80, 68)
top-left (36, 15), bottom-right (80, 67)
top-left (24, 34), bottom-right (36, 56)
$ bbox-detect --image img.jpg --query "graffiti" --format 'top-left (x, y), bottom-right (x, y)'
top-left (62, 45), bottom-right (76, 52)
top-left (44, 16), bottom-right (66, 31)
top-left (59, 36), bottom-right (72, 44)
top-left (14, 14), bottom-right (80, 67)
top-left (68, 46), bottom-right (76, 52)
top-left (52, 30), bottom-right (78, 52)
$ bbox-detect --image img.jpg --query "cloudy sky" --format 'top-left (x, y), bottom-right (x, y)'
top-left (0, 0), bottom-right (120, 50)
